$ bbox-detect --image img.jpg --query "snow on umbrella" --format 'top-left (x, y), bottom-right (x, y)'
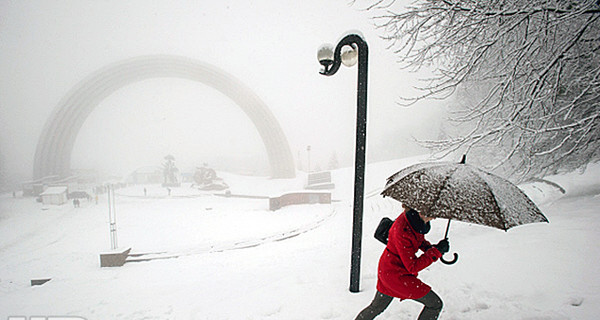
top-left (381, 156), bottom-right (548, 264)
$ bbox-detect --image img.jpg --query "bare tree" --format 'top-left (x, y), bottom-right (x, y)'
top-left (367, 0), bottom-right (600, 182)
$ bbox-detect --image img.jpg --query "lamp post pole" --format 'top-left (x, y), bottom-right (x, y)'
top-left (318, 33), bottom-right (368, 293)
top-left (307, 145), bottom-right (311, 173)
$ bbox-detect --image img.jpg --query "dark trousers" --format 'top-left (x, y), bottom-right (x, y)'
top-left (355, 290), bottom-right (443, 320)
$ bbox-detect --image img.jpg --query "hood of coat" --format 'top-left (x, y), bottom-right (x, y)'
top-left (406, 209), bottom-right (431, 234)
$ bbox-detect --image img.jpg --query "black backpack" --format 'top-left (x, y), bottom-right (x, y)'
top-left (374, 217), bottom-right (394, 245)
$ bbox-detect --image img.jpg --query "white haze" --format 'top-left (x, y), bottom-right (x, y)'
top-left (0, 0), bottom-right (446, 182)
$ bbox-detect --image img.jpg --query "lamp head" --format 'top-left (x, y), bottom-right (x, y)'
top-left (317, 43), bottom-right (334, 74)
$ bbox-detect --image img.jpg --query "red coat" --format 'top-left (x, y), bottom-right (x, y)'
top-left (376, 210), bottom-right (442, 299)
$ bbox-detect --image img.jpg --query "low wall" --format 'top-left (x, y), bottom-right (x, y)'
top-left (269, 192), bottom-right (331, 211)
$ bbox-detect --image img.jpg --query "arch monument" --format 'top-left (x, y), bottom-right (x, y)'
top-left (33, 55), bottom-right (296, 180)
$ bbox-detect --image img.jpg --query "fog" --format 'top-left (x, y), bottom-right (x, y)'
top-left (0, 0), bottom-right (446, 184)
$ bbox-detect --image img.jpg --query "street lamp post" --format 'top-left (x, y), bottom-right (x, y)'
top-left (307, 145), bottom-right (312, 173)
top-left (107, 184), bottom-right (118, 250)
top-left (318, 33), bottom-right (368, 293)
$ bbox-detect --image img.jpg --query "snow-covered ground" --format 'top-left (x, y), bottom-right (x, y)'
top-left (1, 157), bottom-right (599, 319)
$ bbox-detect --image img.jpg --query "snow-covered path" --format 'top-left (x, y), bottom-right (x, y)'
top-left (1, 160), bottom-right (599, 319)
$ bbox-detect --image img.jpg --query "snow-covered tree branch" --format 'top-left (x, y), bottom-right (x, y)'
top-left (366, 0), bottom-right (600, 182)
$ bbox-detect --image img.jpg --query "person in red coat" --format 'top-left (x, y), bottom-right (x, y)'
top-left (355, 205), bottom-right (449, 320)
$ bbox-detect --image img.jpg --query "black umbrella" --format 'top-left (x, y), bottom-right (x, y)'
top-left (381, 155), bottom-right (548, 264)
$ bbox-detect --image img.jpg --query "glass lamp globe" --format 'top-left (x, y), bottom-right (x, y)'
top-left (341, 44), bottom-right (358, 67)
top-left (317, 44), bottom-right (334, 69)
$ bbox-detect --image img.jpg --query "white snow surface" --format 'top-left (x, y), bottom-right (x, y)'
top-left (1, 157), bottom-right (599, 319)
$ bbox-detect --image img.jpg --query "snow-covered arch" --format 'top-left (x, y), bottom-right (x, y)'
top-left (33, 55), bottom-right (295, 179)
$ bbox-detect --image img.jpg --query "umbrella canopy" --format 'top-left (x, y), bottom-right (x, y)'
top-left (381, 159), bottom-right (548, 231)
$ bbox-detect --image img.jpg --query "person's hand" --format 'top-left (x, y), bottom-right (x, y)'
top-left (434, 239), bottom-right (449, 254)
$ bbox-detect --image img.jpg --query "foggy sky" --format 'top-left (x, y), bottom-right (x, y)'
top-left (0, 0), bottom-right (446, 182)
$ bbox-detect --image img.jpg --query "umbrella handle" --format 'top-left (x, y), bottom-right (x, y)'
top-left (440, 252), bottom-right (458, 265)
top-left (439, 219), bottom-right (458, 264)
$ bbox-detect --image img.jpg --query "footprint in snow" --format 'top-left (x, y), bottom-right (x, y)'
top-left (461, 301), bottom-right (490, 313)
top-left (567, 296), bottom-right (584, 307)
top-left (320, 307), bottom-right (342, 319)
